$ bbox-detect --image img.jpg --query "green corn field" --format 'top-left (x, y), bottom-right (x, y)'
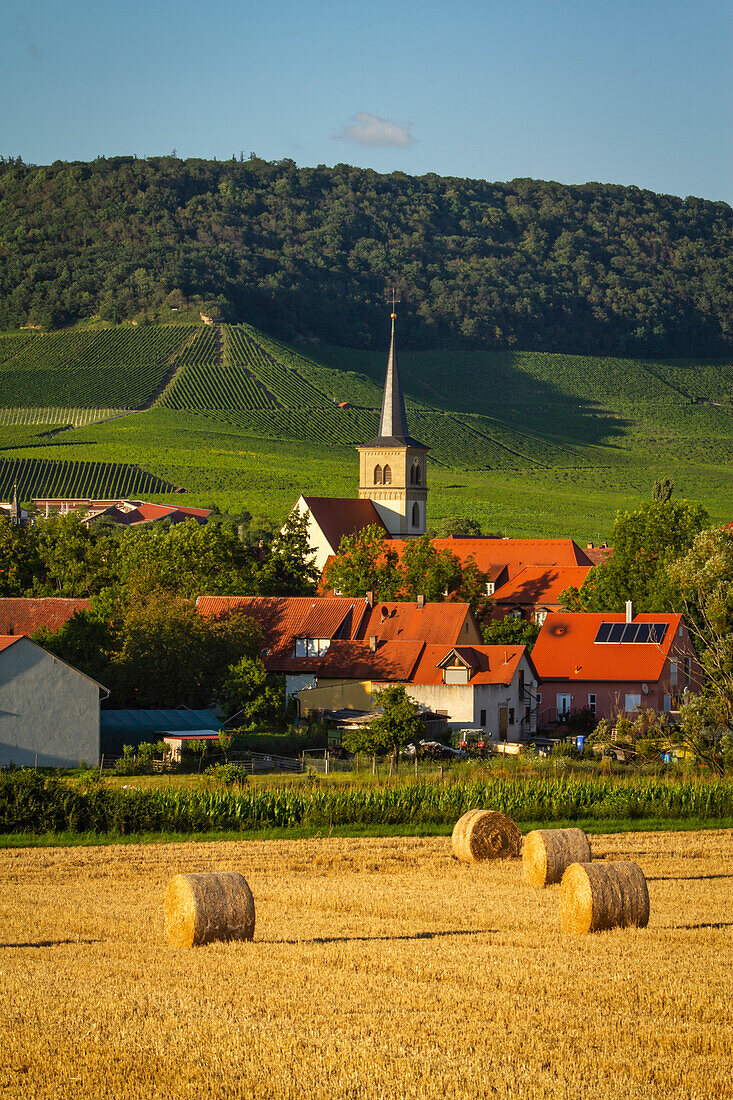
top-left (2, 772), bottom-right (732, 836)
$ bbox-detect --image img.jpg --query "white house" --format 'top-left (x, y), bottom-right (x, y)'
top-left (298, 641), bottom-right (539, 744)
top-left (0, 636), bottom-right (108, 767)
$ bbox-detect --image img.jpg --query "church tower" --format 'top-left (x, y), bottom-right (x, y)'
top-left (357, 310), bottom-right (429, 537)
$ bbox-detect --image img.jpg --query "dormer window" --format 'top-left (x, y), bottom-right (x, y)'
top-left (440, 651), bottom-right (472, 685)
top-left (294, 637), bottom-right (331, 658)
top-left (486, 581), bottom-right (495, 595)
top-left (443, 664), bottom-right (469, 685)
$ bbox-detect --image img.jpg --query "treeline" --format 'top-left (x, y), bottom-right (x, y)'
top-left (1, 155), bottom-right (732, 355)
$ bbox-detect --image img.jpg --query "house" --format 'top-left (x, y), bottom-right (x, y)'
top-left (293, 496), bottom-right (389, 573)
top-left (530, 606), bottom-right (702, 727)
top-left (297, 640), bottom-right (538, 743)
top-left (489, 566), bottom-right (592, 625)
top-left (32, 498), bottom-right (212, 527)
top-left (0, 635), bottom-right (108, 766)
top-left (196, 594), bottom-right (481, 697)
top-left (0, 597), bottom-right (91, 636)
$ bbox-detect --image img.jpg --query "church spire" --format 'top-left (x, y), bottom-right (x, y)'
top-left (378, 310), bottom-right (410, 441)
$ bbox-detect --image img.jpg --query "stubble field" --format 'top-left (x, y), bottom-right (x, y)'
top-left (1, 830), bottom-right (731, 1100)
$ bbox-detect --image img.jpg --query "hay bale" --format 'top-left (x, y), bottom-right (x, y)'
top-left (165, 872), bottom-right (255, 948)
top-left (560, 861), bottom-right (649, 934)
top-left (451, 809), bottom-right (522, 862)
top-left (523, 828), bottom-right (592, 887)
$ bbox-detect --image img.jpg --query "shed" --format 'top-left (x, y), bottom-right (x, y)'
top-left (100, 709), bottom-right (222, 755)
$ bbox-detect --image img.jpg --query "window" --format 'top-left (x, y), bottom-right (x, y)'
top-left (670, 658), bottom-right (678, 687)
top-left (373, 465), bottom-right (382, 485)
top-left (444, 666), bottom-right (469, 684)
top-left (480, 709), bottom-right (487, 727)
top-left (684, 657), bottom-right (691, 686)
top-left (535, 609), bottom-right (547, 626)
top-left (588, 693), bottom-right (596, 716)
top-left (383, 464), bottom-right (392, 485)
top-left (509, 609), bottom-right (522, 620)
top-left (414, 462), bottom-right (421, 485)
top-left (624, 694), bottom-right (642, 714)
top-left (663, 693), bottom-right (671, 712)
top-left (294, 637), bottom-right (330, 658)
top-left (486, 581), bottom-right (495, 595)
top-left (508, 708), bottom-right (515, 725)
top-left (412, 502), bottom-right (420, 527)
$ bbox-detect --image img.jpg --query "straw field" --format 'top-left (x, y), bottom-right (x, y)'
top-left (1, 829), bottom-right (731, 1100)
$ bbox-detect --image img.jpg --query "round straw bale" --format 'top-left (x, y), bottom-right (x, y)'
top-left (451, 809), bottom-right (522, 862)
top-left (523, 828), bottom-right (591, 887)
top-left (165, 872), bottom-right (255, 948)
top-left (560, 861), bottom-right (649, 934)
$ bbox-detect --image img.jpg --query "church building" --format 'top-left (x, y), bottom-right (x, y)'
top-left (294, 311), bottom-right (429, 571)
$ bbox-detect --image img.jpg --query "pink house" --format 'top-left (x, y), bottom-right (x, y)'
top-left (531, 609), bottom-right (702, 727)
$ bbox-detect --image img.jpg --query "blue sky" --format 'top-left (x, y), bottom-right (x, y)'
top-left (2, 0), bottom-right (731, 203)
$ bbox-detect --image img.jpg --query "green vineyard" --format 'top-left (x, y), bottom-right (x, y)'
top-left (0, 407), bottom-right (123, 427)
top-left (158, 363), bottom-right (279, 411)
top-left (0, 326), bottom-right (194, 409)
top-left (223, 326), bottom-right (332, 407)
top-left (201, 406), bottom-right (379, 444)
top-left (0, 456), bottom-right (175, 500)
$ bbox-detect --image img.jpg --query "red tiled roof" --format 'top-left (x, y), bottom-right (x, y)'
top-left (407, 644), bottom-right (528, 686)
top-left (492, 567), bottom-right (591, 607)
top-left (318, 639), bottom-right (425, 681)
top-left (583, 546), bottom-right (613, 566)
top-left (196, 596), bottom-right (368, 670)
top-left (532, 612), bottom-right (685, 682)
top-left (387, 537), bottom-right (593, 578)
top-left (0, 635), bottom-right (23, 653)
top-left (302, 497), bottom-right (388, 552)
top-left (355, 601), bottom-right (474, 644)
top-left (196, 595), bottom-right (474, 672)
top-left (0, 598), bottom-right (91, 636)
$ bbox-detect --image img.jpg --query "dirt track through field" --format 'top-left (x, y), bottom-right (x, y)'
top-left (1, 830), bottom-right (731, 1100)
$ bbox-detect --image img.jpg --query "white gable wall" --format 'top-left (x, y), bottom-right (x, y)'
top-left (372, 655), bottom-right (536, 743)
top-left (0, 638), bottom-right (101, 766)
top-left (293, 495), bottom-right (338, 574)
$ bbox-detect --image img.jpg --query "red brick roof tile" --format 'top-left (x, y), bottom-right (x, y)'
top-left (492, 567), bottom-right (591, 607)
top-left (406, 644), bottom-right (528, 686)
top-left (532, 612), bottom-right (686, 682)
top-left (0, 598), bottom-right (91, 636)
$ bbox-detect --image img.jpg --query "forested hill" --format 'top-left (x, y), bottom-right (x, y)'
top-left (1, 155), bottom-right (732, 356)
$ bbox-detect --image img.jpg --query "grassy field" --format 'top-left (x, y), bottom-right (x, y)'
top-left (0, 829), bottom-right (731, 1099)
top-left (0, 322), bottom-right (731, 538)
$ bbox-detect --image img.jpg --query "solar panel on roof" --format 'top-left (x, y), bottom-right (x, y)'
top-left (594, 622), bottom-right (669, 644)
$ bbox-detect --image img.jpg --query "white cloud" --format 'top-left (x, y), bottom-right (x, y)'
top-left (333, 112), bottom-right (414, 149)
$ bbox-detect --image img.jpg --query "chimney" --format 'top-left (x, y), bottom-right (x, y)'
top-left (369, 635), bottom-right (377, 652)
top-left (417, 594), bottom-right (425, 609)
top-left (365, 590), bottom-right (374, 608)
top-left (626, 600), bottom-right (633, 623)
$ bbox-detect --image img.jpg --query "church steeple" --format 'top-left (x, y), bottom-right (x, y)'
top-left (356, 306), bottom-right (429, 537)
top-left (378, 313), bottom-right (410, 441)
top-left (362, 309), bottom-right (426, 450)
